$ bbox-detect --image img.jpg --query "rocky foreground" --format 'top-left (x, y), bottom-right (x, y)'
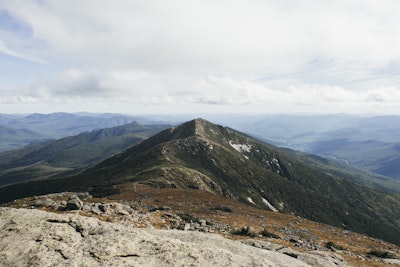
top-left (0, 206), bottom-right (348, 267)
top-left (2, 190), bottom-right (399, 266)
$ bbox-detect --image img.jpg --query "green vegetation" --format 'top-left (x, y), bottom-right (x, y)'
top-left (260, 229), bottom-right (280, 239)
top-left (231, 227), bottom-right (280, 239)
top-left (281, 148), bottom-right (400, 194)
top-left (0, 122), bottom-right (168, 187)
top-left (366, 249), bottom-right (396, 259)
top-left (177, 213), bottom-right (200, 223)
top-left (0, 113), bottom-right (141, 151)
top-left (325, 241), bottom-right (345, 250)
top-left (212, 206), bottom-right (233, 212)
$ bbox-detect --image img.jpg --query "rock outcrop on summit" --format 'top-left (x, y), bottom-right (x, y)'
top-left (0, 207), bottom-right (344, 267)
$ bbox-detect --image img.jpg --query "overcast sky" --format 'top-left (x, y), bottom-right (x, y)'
top-left (1, 0), bottom-right (400, 115)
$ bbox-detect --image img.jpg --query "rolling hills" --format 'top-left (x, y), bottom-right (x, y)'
top-left (0, 124), bottom-right (49, 152)
top-left (0, 112), bottom-right (147, 152)
top-left (0, 121), bottom-right (168, 187)
top-left (1, 118), bottom-right (400, 246)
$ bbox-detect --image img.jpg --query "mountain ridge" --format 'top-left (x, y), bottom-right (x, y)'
top-left (1, 118), bottom-right (400, 246)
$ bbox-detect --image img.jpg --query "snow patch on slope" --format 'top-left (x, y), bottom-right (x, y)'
top-left (247, 197), bottom-right (255, 205)
top-left (262, 198), bottom-right (278, 212)
top-left (229, 141), bottom-right (252, 153)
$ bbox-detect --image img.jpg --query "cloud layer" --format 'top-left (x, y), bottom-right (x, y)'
top-left (1, 0), bottom-right (400, 114)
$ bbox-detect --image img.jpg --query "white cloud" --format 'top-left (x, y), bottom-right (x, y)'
top-left (0, 39), bottom-right (45, 64)
top-left (1, 0), bottom-right (400, 114)
top-left (2, 67), bottom-right (399, 114)
top-left (3, 0), bottom-right (400, 71)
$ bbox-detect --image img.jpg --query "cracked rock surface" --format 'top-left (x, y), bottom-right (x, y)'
top-left (0, 207), bottom-right (315, 267)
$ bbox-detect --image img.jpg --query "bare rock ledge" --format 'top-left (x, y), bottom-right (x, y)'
top-left (0, 207), bottom-right (345, 267)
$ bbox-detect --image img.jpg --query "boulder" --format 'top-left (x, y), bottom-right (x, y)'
top-left (66, 196), bottom-right (83, 210)
top-left (114, 203), bottom-right (131, 215)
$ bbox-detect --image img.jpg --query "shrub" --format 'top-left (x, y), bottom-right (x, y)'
top-left (259, 229), bottom-right (280, 239)
top-left (177, 213), bottom-right (200, 223)
top-left (212, 206), bottom-right (233, 212)
top-left (325, 241), bottom-right (345, 250)
top-left (366, 249), bottom-right (396, 259)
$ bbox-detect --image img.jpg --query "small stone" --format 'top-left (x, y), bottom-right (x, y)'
top-left (90, 204), bottom-right (102, 215)
top-left (184, 223), bottom-right (191, 231)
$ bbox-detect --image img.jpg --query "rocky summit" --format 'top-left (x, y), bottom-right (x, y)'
top-left (0, 206), bottom-right (349, 267)
top-left (2, 190), bottom-right (400, 266)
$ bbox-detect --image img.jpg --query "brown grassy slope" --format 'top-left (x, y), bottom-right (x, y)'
top-left (5, 183), bottom-right (399, 267)
top-left (108, 183), bottom-right (400, 267)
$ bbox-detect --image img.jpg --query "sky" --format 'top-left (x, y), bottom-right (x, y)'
top-left (1, 0), bottom-right (400, 115)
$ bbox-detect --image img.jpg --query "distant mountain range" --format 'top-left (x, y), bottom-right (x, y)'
top-left (2, 112), bottom-right (399, 181)
top-left (209, 114), bottom-right (400, 179)
top-left (1, 118), bottom-right (400, 246)
top-left (0, 112), bottom-right (164, 152)
top-left (0, 124), bottom-right (48, 152)
top-left (0, 121), bottom-right (168, 187)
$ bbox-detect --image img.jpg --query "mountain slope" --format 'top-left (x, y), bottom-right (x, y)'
top-left (1, 118), bottom-right (400, 246)
top-left (0, 122), bottom-right (168, 187)
top-left (280, 148), bottom-right (400, 194)
top-left (0, 112), bottom-right (144, 151)
top-left (0, 124), bottom-right (48, 151)
top-left (216, 114), bottom-right (400, 180)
